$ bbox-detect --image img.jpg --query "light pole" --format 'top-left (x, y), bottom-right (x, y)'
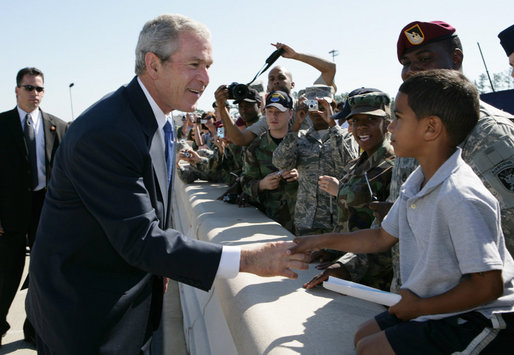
top-left (69, 83), bottom-right (75, 120)
top-left (328, 49), bottom-right (339, 62)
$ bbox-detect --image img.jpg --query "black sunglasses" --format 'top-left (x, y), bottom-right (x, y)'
top-left (21, 85), bottom-right (44, 93)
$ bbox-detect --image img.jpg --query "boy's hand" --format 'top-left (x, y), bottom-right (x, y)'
top-left (388, 289), bottom-right (421, 320)
top-left (290, 235), bottom-right (323, 254)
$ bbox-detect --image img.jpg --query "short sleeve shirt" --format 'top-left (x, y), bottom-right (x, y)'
top-left (382, 148), bottom-right (514, 321)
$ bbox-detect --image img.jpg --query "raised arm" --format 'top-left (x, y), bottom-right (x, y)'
top-left (272, 42), bottom-right (336, 88)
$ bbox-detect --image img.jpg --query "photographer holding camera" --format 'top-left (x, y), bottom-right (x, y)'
top-left (216, 43), bottom-right (337, 147)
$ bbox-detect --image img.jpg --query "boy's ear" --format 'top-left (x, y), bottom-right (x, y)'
top-left (423, 115), bottom-right (444, 141)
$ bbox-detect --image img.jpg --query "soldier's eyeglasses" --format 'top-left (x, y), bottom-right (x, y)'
top-left (21, 85), bottom-right (44, 93)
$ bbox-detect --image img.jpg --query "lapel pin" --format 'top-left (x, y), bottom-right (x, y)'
top-left (51, 125), bottom-right (56, 131)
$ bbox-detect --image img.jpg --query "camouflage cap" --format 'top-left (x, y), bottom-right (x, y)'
top-left (498, 24), bottom-right (514, 56)
top-left (346, 91), bottom-right (391, 119)
top-left (397, 21), bottom-right (457, 62)
top-left (304, 84), bottom-right (334, 102)
top-left (333, 87), bottom-right (383, 121)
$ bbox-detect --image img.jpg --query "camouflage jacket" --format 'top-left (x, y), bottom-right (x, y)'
top-left (207, 143), bottom-right (244, 185)
top-left (241, 131), bottom-right (298, 232)
top-left (179, 143), bottom-right (244, 185)
top-left (333, 140), bottom-right (395, 291)
top-left (273, 125), bottom-right (358, 234)
top-left (388, 101), bottom-right (514, 292)
top-left (335, 139), bottom-right (395, 233)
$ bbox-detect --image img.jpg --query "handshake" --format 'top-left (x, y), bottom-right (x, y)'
top-left (240, 241), bottom-right (310, 279)
top-left (241, 235), bottom-right (325, 279)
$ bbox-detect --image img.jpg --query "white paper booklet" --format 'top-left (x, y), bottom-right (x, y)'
top-left (323, 276), bottom-right (401, 307)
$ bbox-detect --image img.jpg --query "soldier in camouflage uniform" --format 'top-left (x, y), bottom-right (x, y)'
top-left (176, 135), bottom-right (244, 186)
top-left (241, 91), bottom-right (299, 232)
top-left (382, 21), bottom-right (514, 293)
top-left (177, 88), bottom-right (264, 185)
top-left (273, 85), bottom-right (359, 235)
top-left (304, 90), bottom-right (395, 290)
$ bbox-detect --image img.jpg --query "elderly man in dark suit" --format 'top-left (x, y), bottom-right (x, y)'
top-left (26, 14), bottom-right (308, 355)
top-left (0, 67), bottom-right (67, 346)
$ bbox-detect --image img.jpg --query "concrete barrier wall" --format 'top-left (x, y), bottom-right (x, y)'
top-left (169, 177), bottom-right (386, 354)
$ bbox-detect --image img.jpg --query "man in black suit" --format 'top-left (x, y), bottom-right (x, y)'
top-left (0, 67), bottom-right (67, 346)
top-left (26, 14), bottom-right (308, 354)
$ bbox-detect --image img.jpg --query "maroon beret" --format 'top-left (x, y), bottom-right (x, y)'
top-left (397, 21), bottom-right (456, 62)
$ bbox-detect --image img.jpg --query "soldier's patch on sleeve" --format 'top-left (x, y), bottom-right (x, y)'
top-left (472, 140), bottom-right (514, 209)
top-left (493, 161), bottom-right (514, 192)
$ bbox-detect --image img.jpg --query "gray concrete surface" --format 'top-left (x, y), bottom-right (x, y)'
top-left (0, 256), bottom-right (36, 355)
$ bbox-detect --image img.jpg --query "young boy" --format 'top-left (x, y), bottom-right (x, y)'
top-left (291, 70), bottom-right (514, 353)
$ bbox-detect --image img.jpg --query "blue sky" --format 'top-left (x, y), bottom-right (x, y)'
top-left (1, 0), bottom-right (512, 121)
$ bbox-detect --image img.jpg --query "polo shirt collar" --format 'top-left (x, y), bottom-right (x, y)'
top-left (403, 148), bottom-right (462, 199)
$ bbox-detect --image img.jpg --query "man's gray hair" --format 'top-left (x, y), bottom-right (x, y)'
top-left (135, 14), bottom-right (211, 75)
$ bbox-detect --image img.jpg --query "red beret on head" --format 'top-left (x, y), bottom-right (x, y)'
top-left (397, 21), bottom-right (456, 62)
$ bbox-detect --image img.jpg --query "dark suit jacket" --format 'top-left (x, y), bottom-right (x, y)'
top-left (0, 107), bottom-right (67, 235)
top-left (26, 77), bottom-right (223, 354)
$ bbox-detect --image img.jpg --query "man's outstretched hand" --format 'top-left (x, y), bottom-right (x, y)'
top-left (240, 241), bottom-right (310, 279)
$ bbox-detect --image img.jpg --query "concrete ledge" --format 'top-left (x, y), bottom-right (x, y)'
top-left (170, 177), bottom-right (385, 354)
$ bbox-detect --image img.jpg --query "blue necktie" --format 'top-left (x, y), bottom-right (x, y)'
top-left (163, 121), bottom-right (174, 187)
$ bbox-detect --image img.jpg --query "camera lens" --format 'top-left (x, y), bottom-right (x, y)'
top-left (228, 82), bottom-right (249, 101)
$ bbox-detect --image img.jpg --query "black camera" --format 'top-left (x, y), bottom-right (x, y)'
top-left (227, 82), bottom-right (249, 101)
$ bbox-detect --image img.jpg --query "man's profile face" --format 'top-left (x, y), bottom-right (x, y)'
top-left (399, 42), bottom-right (456, 81)
top-left (238, 100), bottom-right (260, 122)
top-left (155, 31), bottom-right (213, 113)
top-left (16, 74), bottom-right (44, 112)
top-left (267, 66), bottom-right (293, 93)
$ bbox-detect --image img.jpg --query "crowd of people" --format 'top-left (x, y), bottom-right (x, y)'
top-left (1, 13), bottom-right (513, 354)
top-left (174, 20), bottom-right (514, 353)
